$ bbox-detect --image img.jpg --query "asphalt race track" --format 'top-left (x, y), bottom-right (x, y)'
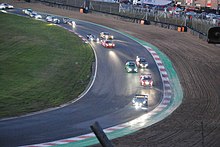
top-left (0, 9), bottom-right (163, 146)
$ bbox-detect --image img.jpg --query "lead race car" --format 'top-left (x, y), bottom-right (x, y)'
top-left (132, 94), bottom-right (148, 109)
top-left (139, 74), bottom-right (153, 87)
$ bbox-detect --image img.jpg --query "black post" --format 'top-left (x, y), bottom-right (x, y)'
top-left (90, 121), bottom-right (114, 147)
top-left (201, 121), bottom-right (204, 147)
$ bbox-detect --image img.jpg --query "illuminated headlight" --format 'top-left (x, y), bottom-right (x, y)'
top-left (128, 68), bottom-right (132, 72)
top-left (135, 102), bottom-right (142, 107)
top-left (134, 68), bottom-right (137, 72)
top-left (111, 36), bottom-right (114, 39)
top-left (132, 99), bottom-right (135, 103)
top-left (140, 64), bottom-right (144, 67)
top-left (143, 101), bottom-right (146, 104)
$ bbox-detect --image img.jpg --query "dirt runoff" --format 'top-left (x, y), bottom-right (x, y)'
top-left (2, 0), bottom-right (220, 146)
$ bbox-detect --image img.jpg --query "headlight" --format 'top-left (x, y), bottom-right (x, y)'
top-left (132, 99), bottom-right (135, 103)
top-left (143, 101), bottom-right (146, 104)
top-left (134, 68), bottom-right (137, 71)
top-left (135, 102), bottom-right (142, 106)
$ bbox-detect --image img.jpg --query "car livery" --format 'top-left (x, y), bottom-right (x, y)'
top-left (100, 32), bottom-right (114, 40)
top-left (140, 74), bottom-right (153, 87)
top-left (125, 60), bottom-right (138, 73)
top-left (101, 40), bottom-right (115, 48)
top-left (136, 56), bottom-right (148, 68)
top-left (132, 94), bottom-right (148, 109)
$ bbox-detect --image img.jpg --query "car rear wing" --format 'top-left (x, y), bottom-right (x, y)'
top-left (134, 94), bottom-right (148, 99)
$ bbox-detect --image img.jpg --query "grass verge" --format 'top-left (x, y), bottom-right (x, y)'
top-left (0, 13), bottom-right (94, 118)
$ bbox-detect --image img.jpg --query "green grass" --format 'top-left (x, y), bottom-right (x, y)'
top-left (0, 13), bottom-right (94, 118)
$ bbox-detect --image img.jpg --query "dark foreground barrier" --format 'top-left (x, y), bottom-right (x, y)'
top-left (207, 27), bottom-right (220, 44)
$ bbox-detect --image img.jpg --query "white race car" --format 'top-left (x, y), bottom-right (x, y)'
top-left (132, 94), bottom-right (148, 109)
top-left (23, 8), bottom-right (33, 16)
top-left (136, 56), bottom-right (148, 68)
top-left (0, 3), bottom-right (14, 9)
top-left (29, 12), bottom-right (42, 19)
top-left (46, 15), bottom-right (60, 24)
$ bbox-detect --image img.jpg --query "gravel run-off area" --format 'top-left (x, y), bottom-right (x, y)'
top-left (1, 1), bottom-right (220, 146)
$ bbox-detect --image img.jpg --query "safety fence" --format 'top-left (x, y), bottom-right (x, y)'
top-left (35, 0), bottom-right (212, 41)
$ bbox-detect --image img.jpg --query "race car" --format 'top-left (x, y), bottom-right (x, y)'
top-left (101, 40), bottom-right (115, 48)
top-left (132, 94), bottom-right (148, 109)
top-left (63, 17), bottom-right (76, 27)
top-left (46, 15), bottom-right (60, 24)
top-left (136, 56), bottom-right (148, 68)
top-left (125, 60), bottom-right (138, 73)
top-left (86, 34), bottom-right (99, 42)
top-left (29, 12), bottom-right (42, 19)
top-left (63, 17), bottom-right (71, 24)
top-left (100, 32), bottom-right (114, 40)
top-left (0, 3), bottom-right (14, 9)
top-left (139, 74), bottom-right (153, 87)
top-left (22, 8), bottom-right (33, 16)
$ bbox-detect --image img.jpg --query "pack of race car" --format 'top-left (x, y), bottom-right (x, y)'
top-left (124, 56), bottom-right (153, 110)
